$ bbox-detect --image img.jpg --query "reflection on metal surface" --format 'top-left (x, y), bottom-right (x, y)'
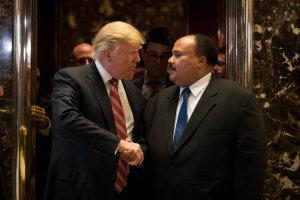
top-left (1, 34), bottom-right (12, 55)
top-left (19, 125), bottom-right (27, 136)
top-left (0, 0), bottom-right (14, 200)
top-left (19, 125), bottom-right (28, 184)
top-left (226, 0), bottom-right (253, 90)
top-left (14, 0), bottom-right (36, 199)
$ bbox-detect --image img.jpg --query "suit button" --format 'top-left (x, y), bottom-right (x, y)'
top-left (169, 165), bottom-right (176, 172)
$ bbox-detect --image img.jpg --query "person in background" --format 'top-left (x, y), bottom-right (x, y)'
top-left (32, 67), bottom-right (52, 136)
top-left (213, 47), bottom-right (226, 78)
top-left (68, 42), bottom-right (93, 66)
top-left (143, 34), bottom-right (267, 200)
top-left (31, 104), bottom-right (50, 135)
top-left (32, 103), bottom-right (52, 199)
top-left (44, 21), bottom-right (146, 200)
top-left (131, 27), bottom-right (174, 98)
top-left (33, 67), bottom-right (53, 200)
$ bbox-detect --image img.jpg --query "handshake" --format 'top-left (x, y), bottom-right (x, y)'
top-left (117, 138), bottom-right (144, 166)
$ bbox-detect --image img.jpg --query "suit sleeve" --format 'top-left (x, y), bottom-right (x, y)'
top-left (52, 69), bottom-right (121, 156)
top-left (234, 92), bottom-right (267, 200)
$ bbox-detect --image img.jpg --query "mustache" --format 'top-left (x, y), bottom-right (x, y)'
top-left (167, 63), bottom-right (175, 70)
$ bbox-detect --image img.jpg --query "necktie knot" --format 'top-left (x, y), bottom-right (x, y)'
top-left (109, 78), bottom-right (118, 87)
top-left (181, 87), bottom-right (191, 97)
top-left (147, 80), bottom-right (161, 87)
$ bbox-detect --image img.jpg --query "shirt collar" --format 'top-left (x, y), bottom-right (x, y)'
top-left (95, 59), bottom-right (115, 85)
top-left (179, 72), bottom-right (212, 97)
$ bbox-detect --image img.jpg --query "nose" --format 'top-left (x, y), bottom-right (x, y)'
top-left (136, 53), bottom-right (141, 62)
top-left (156, 57), bottom-right (162, 64)
top-left (213, 66), bottom-right (219, 72)
top-left (168, 55), bottom-right (173, 64)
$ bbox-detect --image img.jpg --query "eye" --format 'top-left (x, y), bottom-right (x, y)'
top-left (173, 51), bottom-right (182, 58)
top-left (129, 50), bottom-right (138, 55)
top-left (161, 53), bottom-right (172, 60)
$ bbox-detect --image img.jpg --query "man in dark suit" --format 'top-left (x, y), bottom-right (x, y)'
top-left (143, 34), bottom-right (267, 200)
top-left (67, 43), bottom-right (93, 67)
top-left (44, 21), bottom-right (146, 200)
top-left (131, 27), bottom-right (174, 98)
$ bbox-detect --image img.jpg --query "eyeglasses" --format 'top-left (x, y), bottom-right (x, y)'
top-left (75, 57), bottom-right (93, 66)
top-left (216, 61), bottom-right (225, 66)
top-left (146, 52), bottom-right (171, 63)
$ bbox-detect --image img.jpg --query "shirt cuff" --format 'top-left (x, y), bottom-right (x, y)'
top-left (114, 142), bottom-right (120, 155)
top-left (38, 117), bottom-right (51, 136)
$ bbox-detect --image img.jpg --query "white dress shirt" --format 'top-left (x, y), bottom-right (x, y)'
top-left (173, 72), bottom-right (212, 138)
top-left (95, 59), bottom-right (134, 139)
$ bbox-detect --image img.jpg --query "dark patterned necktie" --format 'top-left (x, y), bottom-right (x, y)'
top-left (142, 80), bottom-right (161, 98)
top-left (109, 78), bottom-right (128, 193)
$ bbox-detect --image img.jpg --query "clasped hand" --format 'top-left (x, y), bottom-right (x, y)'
top-left (118, 138), bottom-right (144, 166)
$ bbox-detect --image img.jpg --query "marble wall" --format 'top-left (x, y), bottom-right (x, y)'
top-left (253, 0), bottom-right (300, 199)
top-left (0, 0), bottom-right (13, 199)
top-left (1, 0), bottom-right (299, 199)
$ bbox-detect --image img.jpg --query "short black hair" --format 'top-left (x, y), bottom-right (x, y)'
top-left (143, 27), bottom-right (175, 50)
top-left (194, 34), bottom-right (218, 66)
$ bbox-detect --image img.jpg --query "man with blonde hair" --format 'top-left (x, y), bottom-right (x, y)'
top-left (44, 21), bottom-right (146, 200)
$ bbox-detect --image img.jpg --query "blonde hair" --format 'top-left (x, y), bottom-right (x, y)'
top-left (91, 21), bottom-right (144, 59)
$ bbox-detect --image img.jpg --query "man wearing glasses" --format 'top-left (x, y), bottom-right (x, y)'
top-left (132, 27), bottom-right (175, 98)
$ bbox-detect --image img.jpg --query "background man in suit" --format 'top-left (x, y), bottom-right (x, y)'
top-left (68, 42), bottom-right (93, 67)
top-left (33, 67), bottom-right (53, 200)
top-left (44, 21), bottom-right (146, 200)
top-left (131, 27), bottom-right (174, 98)
top-left (214, 46), bottom-right (226, 79)
top-left (143, 34), bottom-right (267, 200)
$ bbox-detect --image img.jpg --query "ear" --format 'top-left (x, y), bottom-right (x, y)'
top-left (198, 56), bottom-right (206, 65)
top-left (102, 50), bottom-right (112, 61)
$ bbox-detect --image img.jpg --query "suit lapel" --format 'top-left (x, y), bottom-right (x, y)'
top-left (173, 76), bottom-right (218, 153)
top-left (85, 64), bottom-right (116, 132)
top-left (163, 87), bottom-right (180, 154)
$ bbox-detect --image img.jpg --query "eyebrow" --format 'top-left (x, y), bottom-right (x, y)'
top-left (147, 51), bottom-right (171, 54)
top-left (172, 50), bottom-right (181, 53)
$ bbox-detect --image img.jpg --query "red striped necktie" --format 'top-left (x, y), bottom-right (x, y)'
top-left (109, 78), bottom-right (128, 193)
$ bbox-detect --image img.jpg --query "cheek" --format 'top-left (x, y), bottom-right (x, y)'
top-left (177, 61), bottom-right (192, 73)
top-left (119, 57), bottom-right (131, 67)
top-left (180, 63), bottom-right (198, 81)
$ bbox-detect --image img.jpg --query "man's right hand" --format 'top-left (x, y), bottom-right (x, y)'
top-left (117, 139), bottom-right (144, 166)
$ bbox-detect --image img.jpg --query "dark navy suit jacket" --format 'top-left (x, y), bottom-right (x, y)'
top-left (143, 74), bottom-right (267, 200)
top-left (44, 63), bottom-right (146, 200)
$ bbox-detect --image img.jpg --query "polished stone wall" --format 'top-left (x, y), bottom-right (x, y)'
top-left (253, 0), bottom-right (300, 199)
top-left (1, 0), bottom-right (299, 199)
top-left (0, 0), bottom-right (13, 199)
top-left (56, 0), bottom-right (186, 68)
